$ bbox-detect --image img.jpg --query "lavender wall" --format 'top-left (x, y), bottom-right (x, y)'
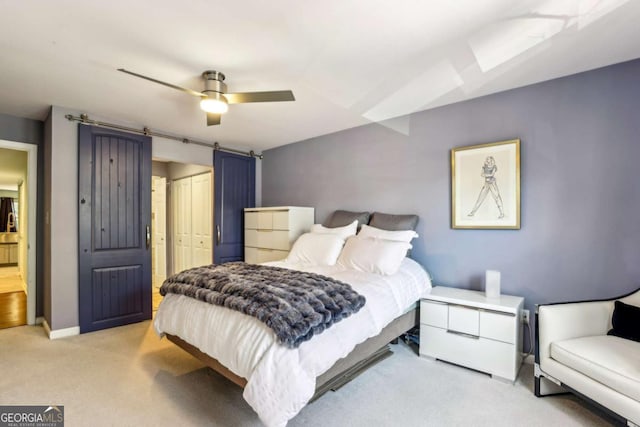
top-left (0, 112), bottom-right (44, 318)
top-left (262, 59), bottom-right (640, 320)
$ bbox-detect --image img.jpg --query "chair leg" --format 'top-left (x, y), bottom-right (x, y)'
top-left (534, 364), bottom-right (566, 397)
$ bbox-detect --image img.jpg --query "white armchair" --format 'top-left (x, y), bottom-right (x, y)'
top-left (535, 288), bottom-right (640, 426)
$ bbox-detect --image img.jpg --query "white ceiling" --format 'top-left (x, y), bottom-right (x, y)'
top-left (1, 0), bottom-right (639, 153)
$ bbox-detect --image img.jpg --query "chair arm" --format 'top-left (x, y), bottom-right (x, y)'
top-left (536, 300), bottom-right (613, 364)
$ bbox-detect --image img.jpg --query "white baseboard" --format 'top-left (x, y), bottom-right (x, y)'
top-left (42, 320), bottom-right (80, 340)
top-left (35, 316), bottom-right (44, 325)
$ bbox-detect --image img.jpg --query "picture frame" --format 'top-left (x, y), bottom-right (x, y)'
top-left (451, 138), bottom-right (520, 229)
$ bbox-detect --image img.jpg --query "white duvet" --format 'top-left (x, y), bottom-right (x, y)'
top-left (154, 258), bottom-right (431, 426)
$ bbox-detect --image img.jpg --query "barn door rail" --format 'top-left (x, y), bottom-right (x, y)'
top-left (65, 113), bottom-right (263, 159)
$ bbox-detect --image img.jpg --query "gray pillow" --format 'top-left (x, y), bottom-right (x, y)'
top-left (369, 212), bottom-right (419, 231)
top-left (325, 210), bottom-right (370, 230)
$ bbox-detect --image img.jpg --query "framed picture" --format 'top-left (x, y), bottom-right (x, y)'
top-left (451, 139), bottom-right (520, 229)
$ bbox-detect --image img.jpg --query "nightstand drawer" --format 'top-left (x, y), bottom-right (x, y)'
top-left (420, 325), bottom-right (516, 380)
top-left (420, 300), bottom-right (448, 328)
top-left (448, 305), bottom-right (479, 336)
top-left (419, 286), bottom-right (524, 382)
top-left (480, 310), bottom-right (516, 344)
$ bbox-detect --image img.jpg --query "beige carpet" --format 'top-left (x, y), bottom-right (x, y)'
top-left (0, 321), bottom-right (614, 426)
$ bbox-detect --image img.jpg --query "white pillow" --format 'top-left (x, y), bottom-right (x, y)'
top-left (310, 219), bottom-right (358, 240)
top-left (286, 233), bottom-right (345, 266)
top-left (337, 236), bottom-right (412, 275)
top-left (357, 224), bottom-right (418, 243)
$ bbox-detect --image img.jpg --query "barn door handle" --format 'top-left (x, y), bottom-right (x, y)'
top-left (216, 225), bottom-right (221, 245)
top-left (146, 225), bottom-right (151, 249)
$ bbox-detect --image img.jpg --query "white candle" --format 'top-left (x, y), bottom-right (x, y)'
top-left (485, 270), bottom-right (501, 298)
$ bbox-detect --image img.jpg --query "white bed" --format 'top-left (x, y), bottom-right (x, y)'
top-left (154, 257), bottom-right (431, 427)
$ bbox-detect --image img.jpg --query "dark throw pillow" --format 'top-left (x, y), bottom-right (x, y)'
top-left (607, 300), bottom-right (640, 342)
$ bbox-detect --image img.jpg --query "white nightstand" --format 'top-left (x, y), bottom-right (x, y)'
top-left (419, 286), bottom-right (524, 382)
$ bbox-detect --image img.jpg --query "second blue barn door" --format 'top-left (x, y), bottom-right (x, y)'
top-left (213, 150), bottom-right (255, 264)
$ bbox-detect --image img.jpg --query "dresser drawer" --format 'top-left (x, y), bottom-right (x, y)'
top-left (257, 230), bottom-right (290, 250)
top-left (245, 247), bottom-right (289, 264)
top-left (257, 211), bottom-right (273, 230)
top-left (244, 207), bottom-right (314, 265)
top-left (448, 305), bottom-right (479, 336)
top-left (272, 210), bottom-right (290, 230)
top-left (245, 229), bottom-right (290, 250)
top-left (246, 247), bottom-right (288, 264)
top-left (420, 300), bottom-right (448, 328)
top-left (245, 246), bottom-right (258, 264)
top-left (245, 229), bottom-right (259, 247)
top-left (245, 212), bottom-right (259, 229)
top-left (480, 310), bottom-right (516, 344)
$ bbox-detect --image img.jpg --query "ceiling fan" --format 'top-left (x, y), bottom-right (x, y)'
top-left (117, 68), bottom-right (295, 126)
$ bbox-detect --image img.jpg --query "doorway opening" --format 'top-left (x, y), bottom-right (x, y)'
top-left (0, 141), bottom-right (37, 328)
top-left (151, 160), bottom-right (213, 311)
top-left (151, 175), bottom-right (167, 311)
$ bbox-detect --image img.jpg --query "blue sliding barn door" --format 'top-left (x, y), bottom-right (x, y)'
top-left (214, 150), bottom-right (255, 264)
top-left (78, 125), bottom-right (152, 333)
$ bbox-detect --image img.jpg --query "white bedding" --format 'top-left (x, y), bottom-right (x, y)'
top-left (154, 257), bottom-right (431, 427)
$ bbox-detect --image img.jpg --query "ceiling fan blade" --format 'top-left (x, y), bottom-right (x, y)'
top-left (118, 68), bottom-right (206, 97)
top-left (207, 113), bottom-right (221, 126)
top-left (225, 90), bottom-right (295, 104)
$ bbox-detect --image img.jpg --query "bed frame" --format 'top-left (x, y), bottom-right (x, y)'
top-left (166, 305), bottom-right (418, 401)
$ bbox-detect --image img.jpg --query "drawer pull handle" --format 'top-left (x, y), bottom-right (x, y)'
top-left (446, 330), bottom-right (479, 340)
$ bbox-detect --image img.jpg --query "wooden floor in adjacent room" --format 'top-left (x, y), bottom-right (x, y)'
top-left (0, 266), bottom-right (27, 329)
top-left (0, 291), bottom-right (26, 329)
top-left (0, 266), bottom-right (23, 293)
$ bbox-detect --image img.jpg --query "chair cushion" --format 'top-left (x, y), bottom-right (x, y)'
top-left (551, 335), bottom-right (640, 402)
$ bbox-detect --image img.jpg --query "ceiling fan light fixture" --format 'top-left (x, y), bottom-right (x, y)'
top-left (200, 95), bottom-right (229, 114)
top-left (118, 68), bottom-right (294, 126)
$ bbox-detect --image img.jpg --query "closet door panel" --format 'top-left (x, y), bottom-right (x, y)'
top-left (173, 177), bottom-right (192, 273)
top-left (191, 173), bottom-right (212, 266)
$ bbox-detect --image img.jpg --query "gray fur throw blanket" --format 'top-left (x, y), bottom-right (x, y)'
top-left (160, 262), bottom-right (366, 348)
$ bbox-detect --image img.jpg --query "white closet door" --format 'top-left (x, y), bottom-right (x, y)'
top-left (151, 176), bottom-right (167, 286)
top-left (173, 176), bottom-right (192, 273)
top-left (191, 172), bottom-right (213, 267)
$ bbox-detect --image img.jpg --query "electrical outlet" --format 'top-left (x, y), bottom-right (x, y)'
top-left (521, 309), bottom-right (530, 325)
